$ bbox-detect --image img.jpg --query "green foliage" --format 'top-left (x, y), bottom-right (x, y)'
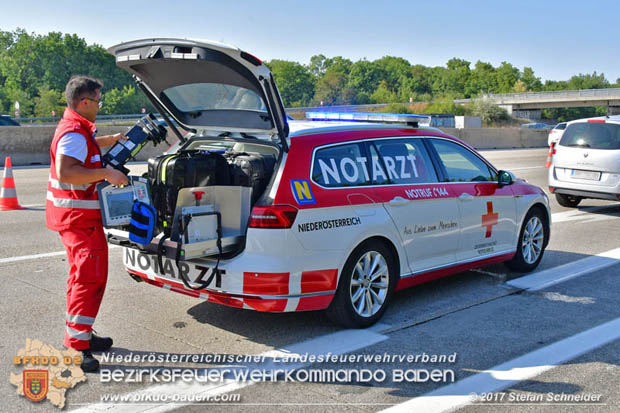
top-left (425, 97), bottom-right (466, 115)
top-left (381, 103), bottom-right (413, 114)
top-left (466, 96), bottom-right (509, 123)
top-left (0, 27), bottom-right (616, 120)
top-left (100, 85), bottom-right (153, 115)
top-left (34, 85), bottom-right (64, 117)
top-left (541, 106), bottom-right (607, 122)
top-left (265, 59), bottom-right (314, 107)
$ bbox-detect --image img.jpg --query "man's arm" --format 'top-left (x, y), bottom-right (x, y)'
top-left (56, 154), bottom-right (128, 186)
top-left (96, 133), bottom-right (127, 147)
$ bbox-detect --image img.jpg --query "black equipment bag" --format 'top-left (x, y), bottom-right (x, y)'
top-left (225, 152), bottom-right (276, 203)
top-left (148, 150), bottom-right (231, 234)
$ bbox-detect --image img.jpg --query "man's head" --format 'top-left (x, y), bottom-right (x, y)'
top-left (65, 75), bottom-right (103, 122)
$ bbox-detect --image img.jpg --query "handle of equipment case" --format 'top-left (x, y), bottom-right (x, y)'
top-left (155, 211), bottom-right (223, 291)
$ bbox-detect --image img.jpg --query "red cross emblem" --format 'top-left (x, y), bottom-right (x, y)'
top-left (481, 201), bottom-right (499, 238)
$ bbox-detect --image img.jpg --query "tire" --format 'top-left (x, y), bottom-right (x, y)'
top-left (326, 240), bottom-right (398, 328)
top-left (555, 193), bottom-right (582, 208)
top-left (506, 208), bottom-right (548, 272)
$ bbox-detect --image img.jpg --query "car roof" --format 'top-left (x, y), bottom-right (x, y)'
top-left (567, 115), bottom-right (620, 125)
top-left (288, 120), bottom-right (443, 138)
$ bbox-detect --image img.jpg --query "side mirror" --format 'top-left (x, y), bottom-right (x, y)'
top-left (498, 170), bottom-right (515, 188)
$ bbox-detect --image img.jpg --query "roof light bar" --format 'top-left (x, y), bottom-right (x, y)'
top-left (305, 111), bottom-right (430, 126)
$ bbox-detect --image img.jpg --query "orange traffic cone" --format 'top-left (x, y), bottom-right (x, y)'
top-left (544, 142), bottom-right (555, 168)
top-left (0, 157), bottom-right (24, 211)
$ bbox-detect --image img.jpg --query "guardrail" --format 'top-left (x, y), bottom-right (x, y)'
top-left (455, 88), bottom-right (620, 104)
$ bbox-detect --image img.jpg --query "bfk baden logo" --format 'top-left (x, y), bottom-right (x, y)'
top-left (10, 339), bottom-right (87, 409)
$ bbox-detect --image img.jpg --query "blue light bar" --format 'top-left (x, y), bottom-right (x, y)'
top-left (305, 111), bottom-right (431, 126)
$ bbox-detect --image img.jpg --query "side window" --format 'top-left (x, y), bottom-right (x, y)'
top-left (312, 142), bottom-right (370, 187)
top-left (430, 139), bottom-right (496, 182)
top-left (373, 138), bottom-right (438, 184)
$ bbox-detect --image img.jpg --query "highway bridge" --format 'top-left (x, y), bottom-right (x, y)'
top-left (455, 88), bottom-right (620, 119)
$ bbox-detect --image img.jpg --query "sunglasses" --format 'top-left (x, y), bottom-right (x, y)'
top-left (82, 97), bottom-right (103, 109)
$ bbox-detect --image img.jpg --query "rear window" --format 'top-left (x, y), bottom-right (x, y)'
top-left (163, 83), bottom-right (266, 112)
top-left (559, 122), bottom-right (620, 150)
top-left (555, 123), bottom-right (567, 130)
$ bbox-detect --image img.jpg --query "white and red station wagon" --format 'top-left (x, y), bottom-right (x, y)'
top-left (109, 39), bottom-right (551, 327)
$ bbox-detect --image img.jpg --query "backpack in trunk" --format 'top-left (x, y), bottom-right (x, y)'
top-left (148, 150), bottom-right (231, 233)
top-left (225, 152), bottom-right (276, 203)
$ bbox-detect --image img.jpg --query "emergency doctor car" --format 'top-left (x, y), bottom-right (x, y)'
top-left (106, 38), bottom-right (551, 328)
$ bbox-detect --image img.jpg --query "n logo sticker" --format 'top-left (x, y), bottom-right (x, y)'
top-left (291, 179), bottom-right (316, 205)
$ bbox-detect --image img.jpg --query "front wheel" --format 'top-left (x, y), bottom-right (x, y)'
top-left (326, 240), bottom-right (397, 328)
top-left (555, 193), bottom-right (582, 207)
top-left (506, 208), bottom-right (548, 272)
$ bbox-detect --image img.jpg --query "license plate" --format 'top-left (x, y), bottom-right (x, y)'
top-left (123, 247), bottom-right (226, 290)
top-left (571, 169), bottom-right (600, 180)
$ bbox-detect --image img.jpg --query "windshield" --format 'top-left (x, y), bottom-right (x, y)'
top-left (559, 122), bottom-right (620, 150)
top-left (163, 83), bottom-right (267, 112)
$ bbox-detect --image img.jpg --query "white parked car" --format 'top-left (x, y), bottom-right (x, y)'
top-left (548, 122), bottom-right (567, 146)
top-left (548, 116), bottom-right (620, 207)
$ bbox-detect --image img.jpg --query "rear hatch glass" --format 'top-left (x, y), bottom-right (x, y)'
top-left (559, 122), bottom-right (620, 150)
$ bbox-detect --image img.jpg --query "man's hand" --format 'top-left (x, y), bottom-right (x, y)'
top-left (105, 166), bottom-right (129, 186)
top-left (96, 133), bottom-right (128, 147)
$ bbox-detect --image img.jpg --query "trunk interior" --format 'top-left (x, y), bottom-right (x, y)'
top-left (108, 135), bottom-right (281, 261)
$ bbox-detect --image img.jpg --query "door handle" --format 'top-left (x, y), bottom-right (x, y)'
top-left (458, 193), bottom-right (474, 201)
top-left (388, 196), bottom-right (409, 206)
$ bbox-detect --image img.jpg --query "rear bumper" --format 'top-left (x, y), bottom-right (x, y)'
top-left (550, 187), bottom-right (620, 201)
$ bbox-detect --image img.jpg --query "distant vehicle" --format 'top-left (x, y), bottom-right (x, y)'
top-left (548, 116), bottom-right (620, 207)
top-left (548, 122), bottom-right (567, 146)
top-left (0, 115), bottom-right (20, 126)
top-left (521, 122), bottom-right (552, 130)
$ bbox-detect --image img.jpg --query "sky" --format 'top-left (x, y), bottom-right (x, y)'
top-left (1, 0), bottom-right (619, 82)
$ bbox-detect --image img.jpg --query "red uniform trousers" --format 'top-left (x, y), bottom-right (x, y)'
top-left (59, 225), bottom-right (108, 350)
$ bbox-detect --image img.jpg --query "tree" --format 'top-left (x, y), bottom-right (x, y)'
top-left (495, 62), bottom-right (520, 93)
top-left (466, 96), bottom-right (509, 123)
top-left (521, 67), bottom-right (542, 91)
top-left (265, 60), bottom-right (314, 107)
top-left (34, 85), bottom-right (64, 117)
top-left (371, 80), bottom-right (398, 103)
top-left (567, 72), bottom-right (609, 90)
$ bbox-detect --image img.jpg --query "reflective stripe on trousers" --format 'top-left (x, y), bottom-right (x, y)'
top-left (66, 314), bottom-right (95, 325)
top-left (65, 326), bottom-right (92, 341)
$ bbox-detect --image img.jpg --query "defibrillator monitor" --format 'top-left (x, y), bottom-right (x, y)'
top-left (97, 176), bottom-right (152, 228)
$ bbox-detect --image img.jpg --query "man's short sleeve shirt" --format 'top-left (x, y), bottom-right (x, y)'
top-left (57, 132), bottom-right (87, 163)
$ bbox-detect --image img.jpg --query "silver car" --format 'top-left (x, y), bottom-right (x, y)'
top-left (548, 116), bottom-right (620, 207)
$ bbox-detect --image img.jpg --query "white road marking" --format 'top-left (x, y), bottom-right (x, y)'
top-left (381, 316), bottom-right (620, 413)
top-left (70, 324), bottom-right (390, 413)
top-left (551, 204), bottom-right (620, 224)
top-left (0, 245), bottom-right (120, 265)
top-left (507, 247), bottom-right (620, 291)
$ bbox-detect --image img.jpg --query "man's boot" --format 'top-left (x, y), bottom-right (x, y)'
top-left (80, 350), bottom-right (99, 373)
top-left (90, 334), bottom-right (113, 352)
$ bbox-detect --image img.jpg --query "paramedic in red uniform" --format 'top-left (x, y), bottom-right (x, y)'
top-left (46, 75), bottom-right (128, 372)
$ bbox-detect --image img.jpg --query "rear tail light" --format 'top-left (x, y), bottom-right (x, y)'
top-left (617, 195), bottom-right (620, 200)
top-left (248, 205), bottom-right (298, 228)
top-left (549, 187), bottom-right (555, 193)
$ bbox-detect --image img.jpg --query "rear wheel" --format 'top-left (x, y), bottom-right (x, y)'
top-left (506, 208), bottom-right (547, 272)
top-left (555, 193), bottom-right (582, 207)
top-left (326, 240), bottom-right (397, 328)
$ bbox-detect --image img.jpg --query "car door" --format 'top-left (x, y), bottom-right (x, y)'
top-left (428, 138), bottom-right (518, 262)
top-left (370, 137), bottom-right (461, 273)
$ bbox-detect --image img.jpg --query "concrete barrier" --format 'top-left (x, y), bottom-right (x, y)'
top-left (0, 125), bottom-right (170, 167)
top-left (0, 125), bottom-right (548, 167)
top-left (441, 127), bottom-right (548, 149)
